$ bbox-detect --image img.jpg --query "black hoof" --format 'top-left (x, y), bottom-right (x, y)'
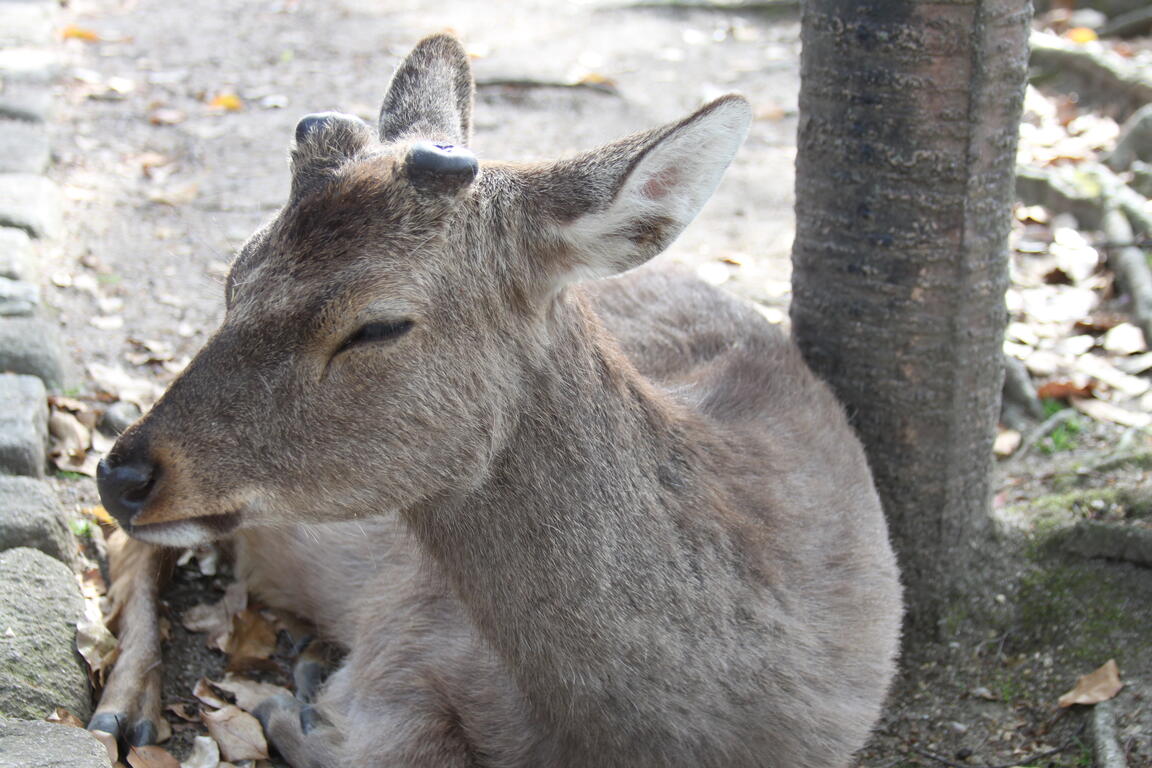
top-left (127, 718), bottom-right (157, 746)
top-left (299, 704), bottom-right (322, 734)
top-left (253, 693), bottom-right (299, 731)
top-left (87, 712), bottom-right (125, 737)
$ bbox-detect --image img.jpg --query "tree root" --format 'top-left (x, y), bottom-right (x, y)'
top-left (1029, 31), bottom-right (1152, 120)
top-left (1102, 207), bottom-right (1152, 347)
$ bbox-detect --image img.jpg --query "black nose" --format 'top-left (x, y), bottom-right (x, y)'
top-left (97, 458), bottom-right (157, 528)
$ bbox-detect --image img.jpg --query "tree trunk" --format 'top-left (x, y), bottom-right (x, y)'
top-left (790, 0), bottom-right (1031, 640)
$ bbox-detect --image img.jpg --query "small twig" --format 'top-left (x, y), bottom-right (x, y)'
top-left (1093, 701), bottom-right (1129, 768)
top-left (1104, 207), bottom-right (1152, 347)
top-left (910, 723), bottom-right (1086, 768)
top-left (1098, 4), bottom-right (1152, 39)
top-left (1010, 408), bottom-right (1078, 461)
top-left (1096, 239), bottom-right (1152, 250)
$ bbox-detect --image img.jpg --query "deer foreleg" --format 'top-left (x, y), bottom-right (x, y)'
top-left (88, 530), bottom-right (174, 756)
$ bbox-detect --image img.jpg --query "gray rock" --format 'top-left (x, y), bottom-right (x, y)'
top-left (0, 228), bottom-right (33, 280)
top-left (0, 277), bottom-right (38, 316)
top-left (0, 317), bottom-right (68, 390)
top-left (0, 476), bottom-right (74, 563)
top-left (0, 121), bottom-right (49, 174)
top-left (100, 400), bottom-right (140, 436)
top-left (0, 84), bottom-right (52, 123)
top-left (0, 0), bottom-right (58, 48)
top-left (0, 548), bottom-right (90, 720)
top-left (0, 720), bottom-right (112, 768)
top-left (0, 174), bottom-right (61, 239)
top-left (0, 374), bottom-right (47, 478)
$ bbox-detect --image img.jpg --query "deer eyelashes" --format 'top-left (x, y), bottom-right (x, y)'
top-left (336, 319), bottom-right (415, 356)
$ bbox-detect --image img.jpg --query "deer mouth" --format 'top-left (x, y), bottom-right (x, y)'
top-left (126, 512), bottom-right (242, 547)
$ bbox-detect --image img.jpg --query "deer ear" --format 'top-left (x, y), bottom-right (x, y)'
top-left (534, 95), bottom-right (751, 285)
top-left (379, 33), bottom-right (474, 146)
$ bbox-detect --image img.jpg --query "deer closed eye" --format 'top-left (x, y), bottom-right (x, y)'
top-left (338, 319), bottom-right (415, 353)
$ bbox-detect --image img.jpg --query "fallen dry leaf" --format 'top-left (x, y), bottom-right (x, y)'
top-left (1064, 26), bottom-right (1098, 43)
top-left (1070, 396), bottom-right (1152, 428)
top-left (202, 705), bottom-right (269, 761)
top-left (62, 25), bottom-right (102, 42)
top-left (1036, 380), bottom-right (1094, 401)
top-left (83, 504), bottom-right (118, 528)
top-left (126, 745), bottom-right (180, 768)
top-left (88, 363), bottom-right (164, 410)
top-left (193, 677), bottom-right (231, 710)
top-left (166, 702), bottom-right (200, 722)
top-left (213, 673), bottom-right (292, 713)
top-left (179, 735), bottom-right (220, 768)
top-left (183, 581), bottom-right (247, 651)
top-left (147, 182), bottom-right (200, 206)
top-left (76, 609), bottom-right (119, 687)
top-left (45, 707), bottom-right (85, 728)
top-left (148, 108), bottom-right (187, 126)
top-left (89, 729), bottom-right (119, 763)
top-left (50, 409), bottom-right (90, 461)
top-left (994, 428), bottom-right (1022, 457)
top-left (226, 609), bottom-right (278, 670)
top-left (208, 91), bottom-right (244, 111)
top-left (1058, 658), bottom-right (1123, 707)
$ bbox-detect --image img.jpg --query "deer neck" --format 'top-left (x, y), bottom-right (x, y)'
top-left (404, 294), bottom-right (734, 735)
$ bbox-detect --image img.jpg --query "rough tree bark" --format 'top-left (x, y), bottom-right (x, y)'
top-left (790, 0), bottom-right (1031, 639)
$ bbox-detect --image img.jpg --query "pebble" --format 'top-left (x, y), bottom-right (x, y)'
top-left (100, 400), bottom-right (141, 436)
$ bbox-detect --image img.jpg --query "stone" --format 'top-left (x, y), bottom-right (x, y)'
top-left (0, 84), bottom-right (53, 123)
top-left (0, 121), bottom-right (49, 174)
top-left (0, 277), bottom-right (38, 316)
top-left (0, 720), bottom-right (112, 768)
top-left (0, 228), bottom-right (33, 280)
top-left (0, 476), bottom-right (74, 563)
top-left (0, 548), bottom-right (90, 720)
top-left (100, 400), bottom-right (140, 436)
top-left (0, 374), bottom-right (47, 478)
top-left (0, 317), bottom-right (68, 389)
top-left (0, 0), bottom-right (58, 48)
top-left (0, 174), bottom-right (61, 239)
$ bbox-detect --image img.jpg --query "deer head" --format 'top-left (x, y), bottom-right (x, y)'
top-left (97, 33), bottom-right (752, 547)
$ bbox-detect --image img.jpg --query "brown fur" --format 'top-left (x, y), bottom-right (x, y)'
top-left (93, 33), bottom-right (902, 768)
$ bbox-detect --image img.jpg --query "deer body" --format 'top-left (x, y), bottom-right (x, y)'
top-left (93, 34), bottom-right (901, 768)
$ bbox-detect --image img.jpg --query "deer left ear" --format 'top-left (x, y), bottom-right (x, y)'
top-left (533, 95), bottom-right (752, 285)
top-left (379, 33), bottom-right (474, 146)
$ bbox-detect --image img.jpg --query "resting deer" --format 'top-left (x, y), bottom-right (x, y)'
top-left (90, 33), bottom-right (902, 768)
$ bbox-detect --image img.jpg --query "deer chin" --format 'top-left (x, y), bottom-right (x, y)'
top-left (125, 512), bottom-right (242, 548)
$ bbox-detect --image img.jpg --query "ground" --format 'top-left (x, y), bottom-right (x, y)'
top-left (32, 0), bottom-right (1152, 765)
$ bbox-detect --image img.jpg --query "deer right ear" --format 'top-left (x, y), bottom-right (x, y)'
top-left (378, 33), bottom-right (474, 146)
top-left (527, 95), bottom-right (752, 289)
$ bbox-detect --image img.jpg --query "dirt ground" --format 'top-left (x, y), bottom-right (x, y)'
top-left (40, 0), bottom-right (1151, 765)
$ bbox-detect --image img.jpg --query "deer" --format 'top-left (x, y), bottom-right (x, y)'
top-left (89, 33), bottom-right (902, 768)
